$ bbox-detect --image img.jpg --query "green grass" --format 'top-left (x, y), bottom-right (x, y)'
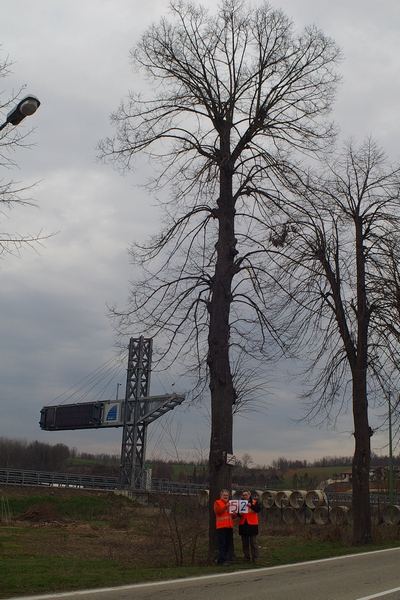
top-left (2, 551), bottom-right (224, 597)
top-left (0, 554), bottom-right (212, 598)
top-left (68, 457), bottom-right (117, 466)
top-left (6, 493), bottom-right (125, 522)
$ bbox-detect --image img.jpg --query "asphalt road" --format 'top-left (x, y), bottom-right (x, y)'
top-left (9, 547), bottom-right (400, 600)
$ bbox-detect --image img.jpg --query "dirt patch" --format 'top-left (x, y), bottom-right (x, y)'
top-left (19, 502), bottom-right (65, 523)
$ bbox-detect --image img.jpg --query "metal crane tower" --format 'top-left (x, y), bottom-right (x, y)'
top-left (119, 336), bottom-right (184, 490)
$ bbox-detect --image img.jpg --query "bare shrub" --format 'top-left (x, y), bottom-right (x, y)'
top-left (150, 494), bottom-right (209, 566)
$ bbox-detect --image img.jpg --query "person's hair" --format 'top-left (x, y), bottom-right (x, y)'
top-left (220, 489), bottom-right (230, 495)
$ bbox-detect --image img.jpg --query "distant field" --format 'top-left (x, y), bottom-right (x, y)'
top-left (146, 463), bottom-right (353, 489)
top-left (67, 459), bottom-right (353, 490)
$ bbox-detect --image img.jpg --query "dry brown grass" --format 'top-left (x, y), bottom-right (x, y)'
top-left (0, 485), bottom-right (209, 567)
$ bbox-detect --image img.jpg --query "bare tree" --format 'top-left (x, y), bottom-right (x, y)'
top-left (0, 437), bottom-right (70, 471)
top-left (0, 50), bottom-right (45, 258)
top-left (99, 0), bottom-right (341, 558)
top-left (241, 452), bottom-right (254, 470)
top-left (266, 138), bottom-right (400, 544)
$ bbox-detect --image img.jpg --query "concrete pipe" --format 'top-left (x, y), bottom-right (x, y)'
top-left (305, 490), bottom-right (326, 509)
top-left (296, 506), bottom-right (314, 524)
top-left (261, 490), bottom-right (276, 509)
top-left (282, 507), bottom-right (297, 525)
top-left (198, 490), bottom-right (209, 507)
top-left (313, 506), bottom-right (329, 525)
top-left (330, 505), bottom-right (349, 525)
top-left (289, 490), bottom-right (307, 509)
top-left (275, 490), bottom-right (291, 508)
top-left (266, 506), bottom-right (282, 526)
top-left (382, 505), bottom-right (400, 525)
top-left (232, 489), bottom-right (242, 500)
top-left (249, 489), bottom-right (263, 500)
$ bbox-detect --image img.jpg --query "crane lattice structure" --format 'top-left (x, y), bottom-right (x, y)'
top-left (119, 336), bottom-right (184, 490)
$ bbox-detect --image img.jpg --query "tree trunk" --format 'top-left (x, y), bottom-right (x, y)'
top-left (351, 361), bottom-right (372, 545)
top-left (352, 215), bottom-right (372, 545)
top-left (207, 126), bottom-right (236, 560)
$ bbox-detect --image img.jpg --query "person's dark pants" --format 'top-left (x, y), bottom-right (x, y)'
top-left (217, 527), bottom-right (233, 564)
top-left (241, 534), bottom-right (259, 562)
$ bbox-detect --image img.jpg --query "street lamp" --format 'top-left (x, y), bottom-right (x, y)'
top-left (0, 95), bottom-right (41, 132)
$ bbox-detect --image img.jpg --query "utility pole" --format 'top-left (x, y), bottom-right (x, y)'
top-left (388, 391), bottom-right (394, 514)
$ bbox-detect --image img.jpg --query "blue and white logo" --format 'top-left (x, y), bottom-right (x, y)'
top-left (106, 404), bottom-right (118, 421)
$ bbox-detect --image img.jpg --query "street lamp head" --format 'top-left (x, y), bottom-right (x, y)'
top-left (6, 95), bottom-right (41, 126)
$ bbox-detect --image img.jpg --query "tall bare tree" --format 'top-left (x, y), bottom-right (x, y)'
top-left (99, 0), bottom-right (341, 557)
top-left (266, 138), bottom-right (400, 544)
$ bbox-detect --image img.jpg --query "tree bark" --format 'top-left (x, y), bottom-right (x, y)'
top-left (352, 215), bottom-right (372, 545)
top-left (351, 365), bottom-right (372, 545)
top-left (207, 125), bottom-right (237, 560)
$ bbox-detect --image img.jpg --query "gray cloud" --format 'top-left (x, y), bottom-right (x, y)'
top-left (0, 0), bottom-right (398, 465)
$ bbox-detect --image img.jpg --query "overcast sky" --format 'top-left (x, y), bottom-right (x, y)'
top-left (0, 0), bottom-right (399, 467)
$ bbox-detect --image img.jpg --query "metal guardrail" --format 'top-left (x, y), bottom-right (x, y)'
top-left (1, 470), bottom-right (398, 505)
top-left (0, 468), bottom-right (118, 490)
top-left (0, 469), bottom-right (208, 494)
top-left (151, 479), bottom-right (208, 495)
top-left (325, 491), bottom-right (400, 505)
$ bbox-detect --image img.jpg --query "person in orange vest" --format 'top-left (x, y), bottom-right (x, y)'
top-left (238, 489), bottom-right (261, 563)
top-left (214, 488), bottom-right (237, 565)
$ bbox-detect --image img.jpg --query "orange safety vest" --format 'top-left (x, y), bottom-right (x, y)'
top-left (214, 498), bottom-right (234, 529)
top-left (239, 500), bottom-right (259, 526)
